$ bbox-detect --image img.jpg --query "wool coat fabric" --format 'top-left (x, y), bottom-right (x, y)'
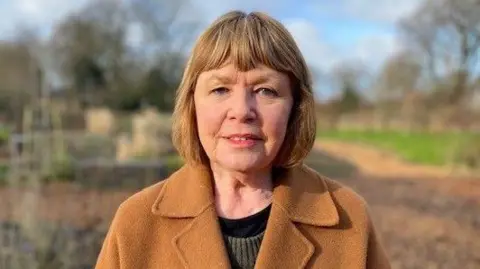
top-left (95, 164), bottom-right (391, 269)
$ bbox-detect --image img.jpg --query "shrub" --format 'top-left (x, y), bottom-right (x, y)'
top-left (0, 125), bottom-right (10, 146)
top-left (450, 135), bottom-right (480, 170)
top-left (44, 151), bottom-right (75, 183)
top-left (69, 134), bottom-right (116, 160)
top-left (0, 162), bottom-right (9, 186)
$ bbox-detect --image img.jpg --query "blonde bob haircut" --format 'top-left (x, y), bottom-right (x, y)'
top-left (172, 10), bottom-right (316, 168)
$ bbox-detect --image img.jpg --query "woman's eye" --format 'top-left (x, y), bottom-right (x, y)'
top-left (256, 87), bottom-right (278, 97)
top-left (211, 87), bottom-right (229, 95)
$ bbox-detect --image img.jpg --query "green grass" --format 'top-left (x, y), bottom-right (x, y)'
top-left (317, 129), bottom-right (479, 166)
top-left (0, 125), bottom-right (10, 145)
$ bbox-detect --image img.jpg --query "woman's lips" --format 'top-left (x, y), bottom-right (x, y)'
top-left (224, 134), bottom-right (262, 148)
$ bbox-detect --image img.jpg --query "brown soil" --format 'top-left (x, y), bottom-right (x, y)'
top-left (311, 140), bottom-right (480, 269)
top-left (315, 140), bottom-right (465, 178)
top-left (315, 140), bottom-right (480, 202)
top-left (0, 183), bottom-right (133, 229)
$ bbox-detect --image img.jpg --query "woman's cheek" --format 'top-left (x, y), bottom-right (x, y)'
top-left (196, 104), bottom-right (225, 137)
top-left (264, 104), bottom-right (291, 140)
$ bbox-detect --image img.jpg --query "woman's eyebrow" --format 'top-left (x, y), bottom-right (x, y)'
top-left (206, 72), bottom-right (282, 85)
top-left (207, 74), bottom-right (234, 84)
top-left (249, 74), bottom-right (276, 85)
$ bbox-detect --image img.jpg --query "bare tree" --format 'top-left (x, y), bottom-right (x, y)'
top-left (376, 50), bottom-right (422, 96)
top-left (127, 0), bottom-right (199, 56)
top-left (323, 61), bottom-right (370, 129)
top-left (122, 0), bottom-right (199, 111)
top-left (0, 27), bottom-right (44, 133)
top-left (375, 50), bottom-right (426, 130)
top-left (331, 61), bottom-right (370, 112)
top-left (49, 0), bottom-right (198, 111)
top-left (50, 0), bottom-right (129, 108)
top-left (399, 0), bottom-right (480, 105)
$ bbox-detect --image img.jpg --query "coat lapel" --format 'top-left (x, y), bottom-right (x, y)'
top-left (172, 206), bottom-right (231, 269)
top-left (151, 164), bottom-right (231, 269)
top-left (255, 165), bottom-right (340, 269)
top-left (254, 204), bottom-right (315, 269)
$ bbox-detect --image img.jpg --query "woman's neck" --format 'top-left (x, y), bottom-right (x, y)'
top-left (210, 163), bottom-right (273, 219)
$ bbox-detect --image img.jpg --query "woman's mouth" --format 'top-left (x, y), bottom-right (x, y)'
top-left (224, 134), bottom-right (262, 148)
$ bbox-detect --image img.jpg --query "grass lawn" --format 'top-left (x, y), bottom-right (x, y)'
top-left (316, 129), bottom-right (479, 166)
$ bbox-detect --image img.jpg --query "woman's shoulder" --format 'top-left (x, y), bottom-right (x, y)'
top-left (300, 164), bottom-right (365, 199)
top-left (300, 164), bottom-right (372, 220)
top-left (109, 180), bottom-right (166, 225)
top-left (108, 168), bottom-right (183, 227)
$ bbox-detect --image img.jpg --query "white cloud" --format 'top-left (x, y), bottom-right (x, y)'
top-left (283, 19), bottom-right (346, 99)
top-left (284, 18), bottom-right (402, 74)
top-left (351, 33), bottom-right (403, 71)
top-left (189, 0), bottom-right (290, 24)
top-left (283, 18), bottom-right (406, 99)
top-left (314, 0), bottom-right (424, 23)
top-left (0, 0), bottom-right (88, 40)
top-left (17, 0), bottom-right (41, 16)
top-left (125, 23), bottom-right (144, 48)
top-left (15, 0), bottom-right (89, 21)
top-left (284, 18), bottom-right (341, 72)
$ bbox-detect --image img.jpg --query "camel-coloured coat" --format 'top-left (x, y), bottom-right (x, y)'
top-left (95, 164), bottom-right (391, 269)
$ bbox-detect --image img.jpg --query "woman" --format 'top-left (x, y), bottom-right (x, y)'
top-left (95, 10), bottom-right (391, 269)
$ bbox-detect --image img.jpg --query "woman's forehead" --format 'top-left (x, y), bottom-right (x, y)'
top-left (199, 63), bottom-right (288, 84)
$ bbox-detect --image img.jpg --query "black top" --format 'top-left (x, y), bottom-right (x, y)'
top-left (218, 204), bottom-right (272, 238)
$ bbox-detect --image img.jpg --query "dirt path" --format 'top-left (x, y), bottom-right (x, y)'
top-left (309, 140), bottom-right (480, 269)
top-left (315, 140), bottom-right (480, 202)
top-left (336, 174), bottom-right (480, 269)
top-left (315, 140), bottom-right (466, 179)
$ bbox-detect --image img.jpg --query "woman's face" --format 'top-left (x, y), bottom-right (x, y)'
top-left (194, 63), bottom-right (293, 172)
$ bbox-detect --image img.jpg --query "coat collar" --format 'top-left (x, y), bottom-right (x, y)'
top-left (152, 164), bottom-right (215, 218)
top-left (151, 163), bottom-right (339, 227)
top-left (151, 163), bottom-right (340, 268)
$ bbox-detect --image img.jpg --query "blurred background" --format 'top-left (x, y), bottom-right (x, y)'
top-left (0, 0), bottom-right (479, 268)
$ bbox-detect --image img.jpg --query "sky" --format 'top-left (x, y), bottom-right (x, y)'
top-left (0, 0), bottom-right (425, 99)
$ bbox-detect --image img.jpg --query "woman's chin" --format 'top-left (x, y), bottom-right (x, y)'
top-left (213, 155), bottom-right (270, 172)
top-left (222, 163), bottom-right (261, 172)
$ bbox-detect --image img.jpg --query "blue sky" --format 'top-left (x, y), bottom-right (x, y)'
top-left (0, 0), bottom-right (424, 99)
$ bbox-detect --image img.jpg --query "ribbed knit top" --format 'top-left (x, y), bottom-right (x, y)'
top-left (218, 204), bottom-right (271, 269)
top-left (222, 231), bottom-right (265, 269)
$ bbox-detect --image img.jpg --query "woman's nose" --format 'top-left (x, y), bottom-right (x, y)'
top-left (227, 90), bottom-right (257, 122)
